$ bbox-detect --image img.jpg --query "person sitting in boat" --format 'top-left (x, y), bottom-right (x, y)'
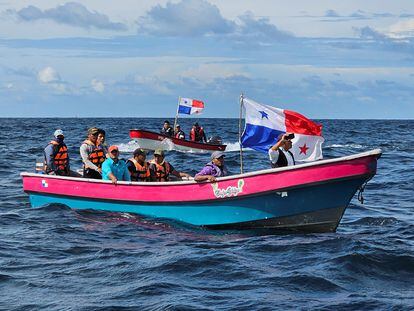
top-left (43, 129), bottom-right (71, 176)
top-left (189, 122), bottom-right (207, 143)
top-left (149, 149), bottom-right (191, 182)
top-left (268, 133), bottom-right (296, 168)
top-left (126, 148), bottom-right (151, 182)
top-left (174, 124), bottom-right (185, 140)
top-left (80, 127), bottom-right (106, 179)
top-left (97, 128), bottom-right (108, 156)
top-left (102, 145), bottom-right (131, 184)
top-left (194, 151), bottom-right (227, 183)
top-left (161, 120), bottom-right (174, 137)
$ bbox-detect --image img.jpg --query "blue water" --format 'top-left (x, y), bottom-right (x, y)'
top-left (0, 118), bottom-right (413, 310)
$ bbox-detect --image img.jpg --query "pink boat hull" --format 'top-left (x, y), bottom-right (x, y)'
top-left (22, 149), bottom-right (381, 232)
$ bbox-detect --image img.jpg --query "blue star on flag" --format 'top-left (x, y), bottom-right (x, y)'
top-left (258, 110), bottom-right (269, 119)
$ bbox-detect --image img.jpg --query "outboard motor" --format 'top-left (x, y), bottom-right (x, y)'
top-left (207, 136), bottom-right (223, 145)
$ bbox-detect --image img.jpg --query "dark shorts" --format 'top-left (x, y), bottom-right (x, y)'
top-left (83, 168), bottom-right (102, 179)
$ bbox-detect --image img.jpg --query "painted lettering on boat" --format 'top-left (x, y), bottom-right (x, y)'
top-left (211, 179), bottom-right (244, 198)
top-left (41, 179), bottom-right (48, 188)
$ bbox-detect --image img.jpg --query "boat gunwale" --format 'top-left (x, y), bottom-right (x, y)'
top-left (21, 149), bottom-right (381, 187)
top-left (23, 172), bottom-right (374, 205)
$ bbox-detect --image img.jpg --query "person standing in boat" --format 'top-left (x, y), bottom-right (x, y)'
top-left (43, 129), bottom-right (71, 176)
top-left (174, 124), bottom-right (185, 140)
top-left (80, 127), bottom-right (106, 179)
top-left (269, 133), bottom-right (296, 168)
top-left (102, 145), bottom-right (131, 184)
top-left (149, 149), bottom-right (191, 182)
top-left (194, 151), bottom-right (227, 183)
top-left (126, 148), bottom-right (151, 182)
top-left (161, 120), bottom-right (174, 137)
top-left (189, 122), bottom-right (207, 143)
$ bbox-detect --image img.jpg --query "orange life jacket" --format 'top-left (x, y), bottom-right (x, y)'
top-left (190, 127), bottom-right (205, 142)
top-left (128, 158), bottom-right (150, 181)
top-left (83, 139), bottom-right (105, 168)
top-left (149, 159), bottom-right (171, 182)
top-left (47, 140), bottom-right (69, 172)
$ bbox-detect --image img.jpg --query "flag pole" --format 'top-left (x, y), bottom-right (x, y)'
top-left (173, 96), bottom-right (181, 131)
top-left (238, 93), bottom-right (244, 174)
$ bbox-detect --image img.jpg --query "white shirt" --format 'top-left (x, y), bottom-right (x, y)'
top-left (268, 148), bottom-right (295, 166)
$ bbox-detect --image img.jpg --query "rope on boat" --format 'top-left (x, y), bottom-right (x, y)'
top-left (357, 177), bottom-right (373, 204)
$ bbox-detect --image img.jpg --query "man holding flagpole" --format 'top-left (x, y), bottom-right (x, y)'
top-left (269, 133), bottom-right (296, 168)
top-left (240, 97), bottom-right (324, 164)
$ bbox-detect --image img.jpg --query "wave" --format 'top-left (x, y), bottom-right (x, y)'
top-left (325, 144), bottom-right (365, 149)
top-left (345, 217), bottom-right (400, 226)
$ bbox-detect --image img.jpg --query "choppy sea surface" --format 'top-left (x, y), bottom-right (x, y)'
top-left (0, 118), bottom-right (413, 310)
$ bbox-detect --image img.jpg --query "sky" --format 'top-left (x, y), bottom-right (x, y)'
top-left (0, 0), bottom-right (414, 118)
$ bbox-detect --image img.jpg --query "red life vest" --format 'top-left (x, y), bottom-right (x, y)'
top-left (190, 127), bottom-right (205, 142)
top-left (47, 140), bottom-right (69, 172)
top-left (149, 159), bottom-right (171, 182)
top-left (175, 130), bottom-right (185, 139)
top-left (128, 158), bottom-right (150, 181)
top-left (83, 140), bottom-right (105, 168)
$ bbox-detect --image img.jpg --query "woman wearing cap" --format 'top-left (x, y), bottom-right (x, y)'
top-left (80, 127), bottom-right (106, 179)
top-left (43, 129), bottom-right (70, 176)
top-left (194, 151), bottom-right (227, 183)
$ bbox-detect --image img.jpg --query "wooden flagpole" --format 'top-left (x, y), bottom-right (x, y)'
top-left (173, 96), bottom-right (181, 131)
top-left (239, 93), bottom-right (244, 174)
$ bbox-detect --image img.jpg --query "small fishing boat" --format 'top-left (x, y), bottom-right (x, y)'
top-left (21, 149), bottom-right (381, 233)
top-left (129, 129), bottom-right (226, 153)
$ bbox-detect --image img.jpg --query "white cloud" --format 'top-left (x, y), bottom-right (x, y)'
top-left (138, 0), bottom-right (234, 36)
top-left (10, 2), bottom-right (127, 31)
top-left (37, 66), bottom-right (60, 83)
top-left (91, 78), bottom-right (105, 92)
top-left (389, 19), bottom-right (414, 38)
top-left (5, 82), bottom-right (13, 89)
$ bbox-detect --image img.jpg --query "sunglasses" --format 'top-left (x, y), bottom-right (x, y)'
top-left (111, 150), bottom-right (119, 154)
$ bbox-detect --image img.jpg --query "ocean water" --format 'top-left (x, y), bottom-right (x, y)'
top-left (0, 118), bottom-right (413, 310)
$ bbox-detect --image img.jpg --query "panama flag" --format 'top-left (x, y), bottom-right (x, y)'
top-left (241, 98), bottom-right (324, 162)
top-left (178, 98), bottom-right (205, 115)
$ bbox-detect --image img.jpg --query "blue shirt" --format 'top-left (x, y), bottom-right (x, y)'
top-left (102, 158), bottom-right (131, 181)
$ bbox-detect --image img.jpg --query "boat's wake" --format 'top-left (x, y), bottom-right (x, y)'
top-left (117, 140), bottom-right (246, 154)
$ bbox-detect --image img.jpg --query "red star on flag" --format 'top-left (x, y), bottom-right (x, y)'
top-left (299, 143), bottom-right (309, 155)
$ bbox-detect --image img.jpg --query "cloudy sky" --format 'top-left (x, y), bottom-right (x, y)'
top-left (1, 0), bottom-right (413, 118)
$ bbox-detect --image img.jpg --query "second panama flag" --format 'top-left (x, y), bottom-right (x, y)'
top-left (241, 98), bottom-right (324, 162)
top-left (178, 98), bottom-right (205, 115)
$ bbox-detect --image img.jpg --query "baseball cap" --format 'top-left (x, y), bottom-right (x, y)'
top-left (176, 124), bottom-right (180, 128)
top-left (211, 151), bottom-right (225, 160)
top-left (108, 145), bottom-right (119, 153)
top-left (88, 127), bottom-right (100, 136)
top-left (54, 129), bottom-right (64, 138)
top-left (154, 149), bottom-right (165, 157)
top-left (133, 148), bottom-right (146, 157)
